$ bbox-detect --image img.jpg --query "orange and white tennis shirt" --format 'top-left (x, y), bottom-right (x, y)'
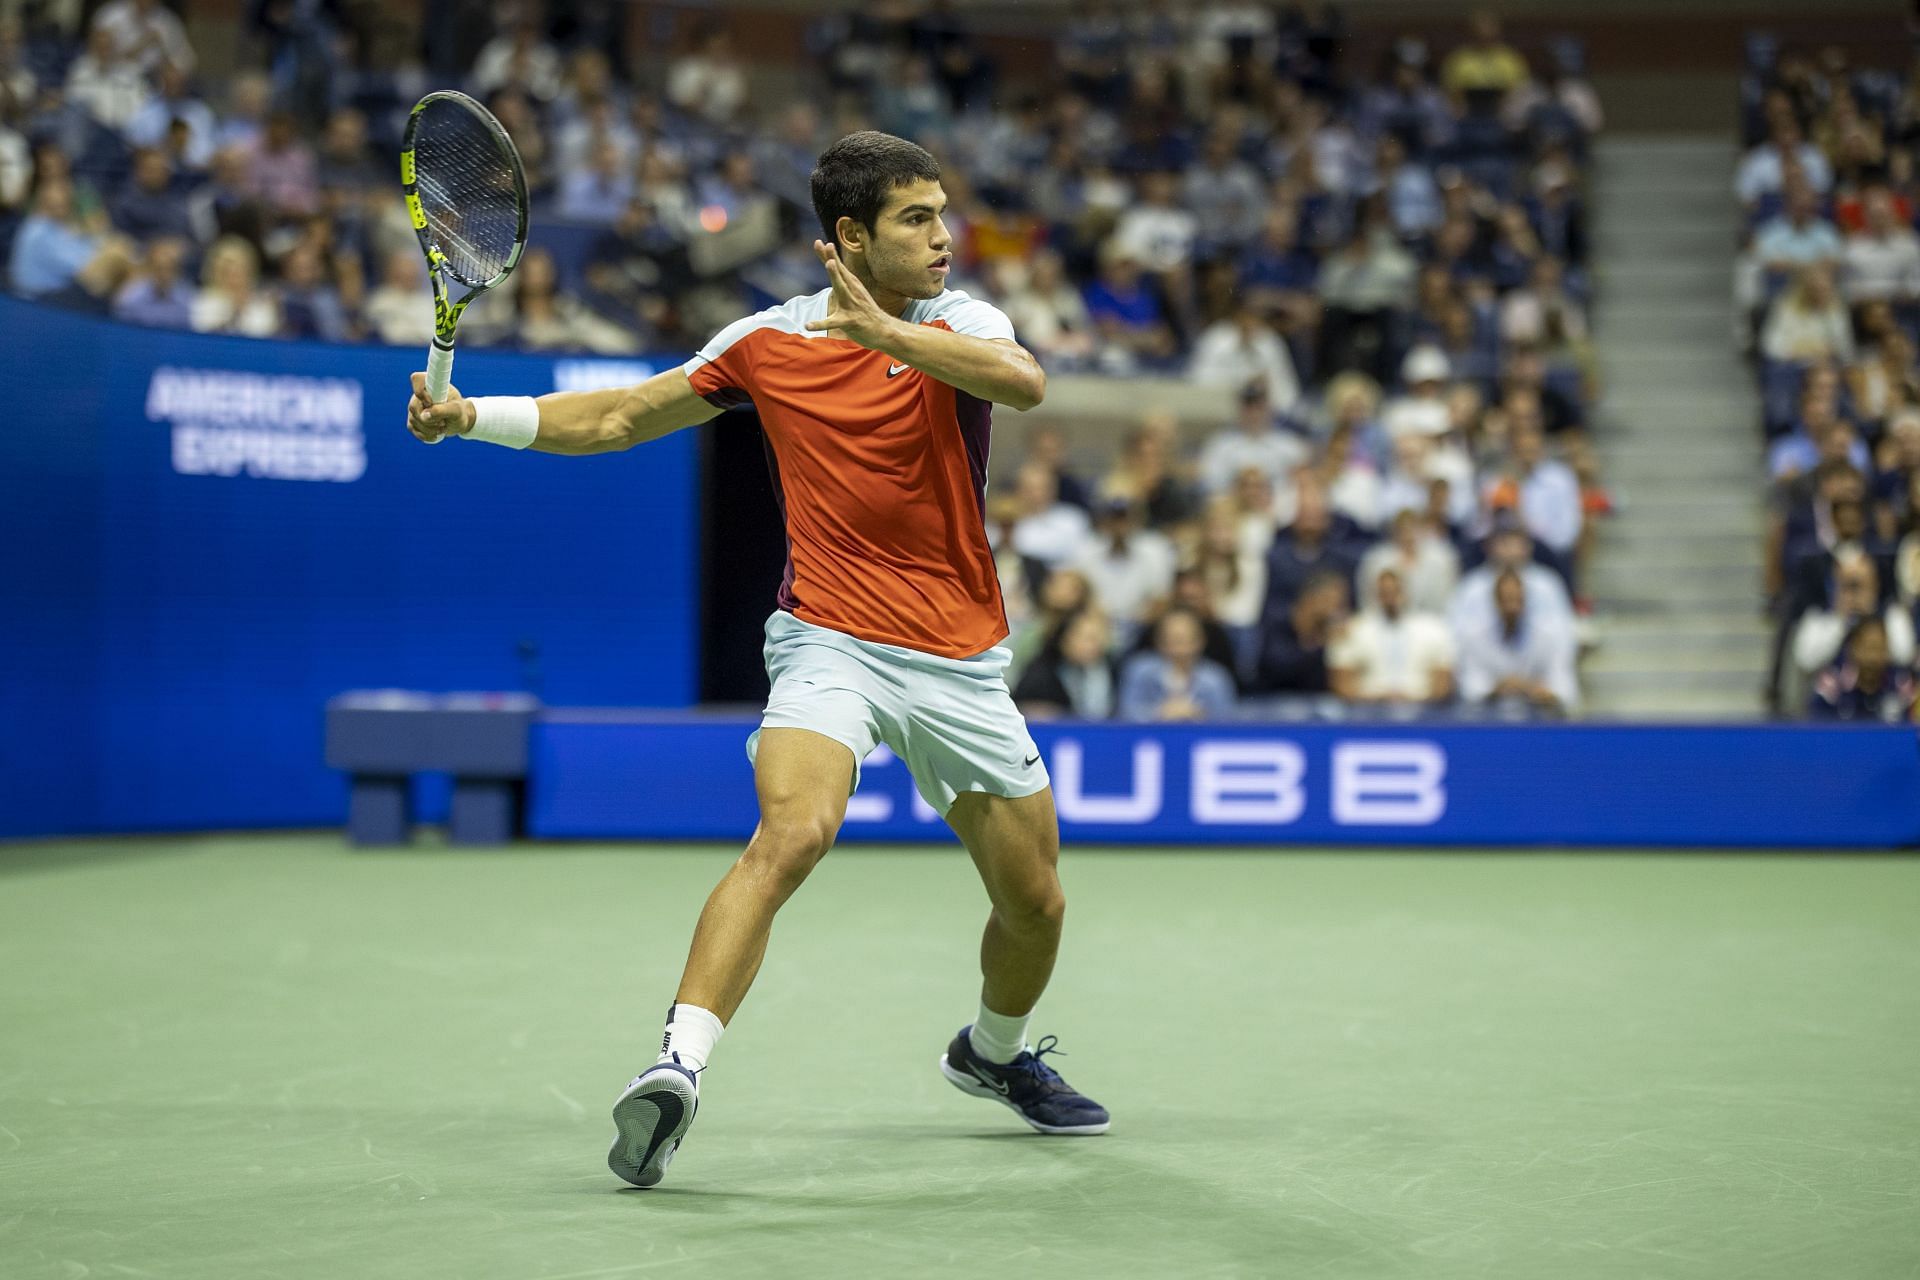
top-left (683, 288), bottom-right (1017, 660)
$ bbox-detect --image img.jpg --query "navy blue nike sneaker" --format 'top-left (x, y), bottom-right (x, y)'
top-left (939, 1026), bottom-right (1110, 1134)
top-left (608, 1062), bottom-right (699, 1187)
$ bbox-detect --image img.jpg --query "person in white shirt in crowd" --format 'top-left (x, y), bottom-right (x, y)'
top-left (1792, 550), bottom-right (1915, 683)
top-left (470, 16), bottom-right (565, 102)
top-left (1762, 262), bottom-right (1856, 364)
top-left (66, 22), bottom-right (152, 133)
top-left (1384, 392), bottom-right (1478, 527)
top-left (1456, 569), bottom-right (1579, 715)
top-left (1117, 605), bottom-right (1238, 722)
top-left (1195, 496), bottom-right (1267, 628)
top-left (1451, 521), bottom-right (1575, 640)
top-left (1009, 463), bottom-right (1094, 570)
top-left (996, 248), bottom-right (1097, 368)
top-left (1490, 407), bottom-right (1582, 560)
top-left (666, 23), bottom-right (749, 125)
top-left (189, 235), bottom-right (279, 337)
top-left (361, 247), bottom-right (436, 346)
top-left (1383, 343), bottom-right (1452, 431)
top-left (1182, 124), bottom-right (1267, 248)
top-left (91, 0), bottom-right (195, 77)
top-left (1842, 186), bottom-right (1920, 307)
top-left (1111, 168), bottom-right (1199, 278)
top-left (125, 64), bottom-right (218, 171)
top-left (1500, 254), bottom-right (1588, 348)
top-left (1070, 492), bottom-right (1178, 641)
top-left (1330, 566), bottom-right (1456, 708)
top-left (1228, 462), bottom-right (1285, 552)
top-left (1736, 116), bottom-right (1833, 208)
top-left (1188, 300), bottom-right (1300, 409)
top-left (1753, 178), bottom-right (1843, 275)
top-left (1359, 508), bottom-right (1461, 616)
top-left (1197, 381), bottom-right (1312, 496)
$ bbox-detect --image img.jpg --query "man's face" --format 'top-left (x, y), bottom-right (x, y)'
top-left (846, 178), bottom-right (953, 301)
top-left (1377, 569), bottom-right (1405, 615)
top-left (1512, 420), bottom-right (1545, 467)
top-left (1833, 499), bottom-right (1866, 543)
top-left (1836, 560), bottom-right (1877, 616)
top-left (1495, 574), bottom-right (1526, 624)
top-left (1157, 612), bottom-right (1204, 664)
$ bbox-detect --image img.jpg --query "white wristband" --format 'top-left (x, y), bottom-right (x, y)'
top-left (465, 396), bottom-right (540, 449)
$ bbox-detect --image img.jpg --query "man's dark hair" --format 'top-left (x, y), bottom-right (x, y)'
top-left (810, 131), bottom-right (941, 246)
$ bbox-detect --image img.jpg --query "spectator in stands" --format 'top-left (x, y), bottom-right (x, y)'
top-left (1253, 568), bottom-right (1349, 694)
top-left (1807, 618), bottom-right (1916, 722)
top-left (1737, 116), bottom-right (1833, 208)
top-left (1755, 179), bottom-right (1842, 276)
top-left (1371, 132), bottom-right (1443, 240)
top-left (1106, 413), bottom-right (1198, 528)
top-left (93, 0), bottom-right (195, 77)
top-left (1330, 565), bottom-right (1456, 707)
top-left (111, 234), bottom-right (194, 328)
top-left (471, 16), bottom-right (565, 102)
top-left (1451, 520), bottom-right (1575, 639)
top-left (1501, 254), bottom-right (1588, 350)
top-left (240, 110), bottom-right (319, 219)
top-left (1456, 568), bottom-right (1579, 715)
top-left (112, 148), bottom-right (196, 243)
top-left (1841, 186), bottom-right (1920, 308)
top-left (9, 178), bottom-right (109, 298)
top-left (1197, 381), bottom-right (1312, 497)
top-left (1184, 125), bottom-right (1266, 250)
top-left (1263, 475), bottom-right (1362, 614)
top-left (1763, 263), bottom-right (1855, 364)
top-left (666, 24), bottom-right (748, 125)
top-left (1317, 197), bottom-right (1418, 382)
top-left (1486, 411), bottom-right (1582, 563)
top-left (1792, 551), bottom-right (1915, 683)
top-left (1441, 10), bottom-right (1528, 103)
top-left (1360, 508), bottom-right (1461, 615)
top-left (1770, 390), bottom-right (1868, 482)
top-left (363, 247), bottom-right (437, 346)
top-left (1118, 605), bottom-right (1237, 721)
top-left (1196, 497), bottom-right (1267, 629)
top-left (1013, 607), bottom-right (1117, 720)
top-left (1083, 243), bottom-right (1177, 369)
top-left (126, 64), bottom-right (216, 171)
top-left (999, 248), bottom-right (1097, 368)
top-left (1008, 564), bottom-right (1093, 675)
top-left (315, 108), bottom-right (380, 196)
top-left (1010, 461), bottom-right (1093, 569)
top-left (66, 22), bottom-right (151, 132)
top-left (190, 235), bottom-right (278, 337)
top-left (213, 71), bottom-right (270, 153)
top-left (1237, 205), bottom-right (1322, 342)
top-left (1189, 301), bottom-right (1301, 408)
top-left (1070, 492), bottom-right (1178, 638)
top-left (276, 240), bottom-right (352, 342)
top-left (559, 135), bottom-right (636, 225)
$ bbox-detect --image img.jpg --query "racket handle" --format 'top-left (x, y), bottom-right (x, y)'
top-left (422, 339), bottom-right (455, 443)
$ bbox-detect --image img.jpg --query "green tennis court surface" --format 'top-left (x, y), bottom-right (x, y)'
top-left (2, 836), bottom-right (1916, 1279)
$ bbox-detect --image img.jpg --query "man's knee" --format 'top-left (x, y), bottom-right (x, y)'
top-left (998, 872), bottom-right (1066, 935)
top-left (740, 812), bottom-right (838, 895)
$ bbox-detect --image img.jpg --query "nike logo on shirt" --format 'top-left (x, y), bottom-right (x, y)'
top-left (887, 363), bottom-right (910, 377)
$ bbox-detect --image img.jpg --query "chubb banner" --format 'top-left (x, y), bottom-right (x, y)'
top-left (528, 716), bottom-right (1920, 847)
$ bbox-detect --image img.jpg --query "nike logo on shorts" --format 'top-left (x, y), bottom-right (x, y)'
top-left (1023, 754), bottom-right (1040, 768)
top-left (887, 362), bottom-right (910, 377)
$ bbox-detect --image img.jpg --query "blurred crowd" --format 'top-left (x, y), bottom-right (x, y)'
top-left (1737, 37), bottom-right (1920, 721)
top-left (0, 0), bottom-right (1609, 719)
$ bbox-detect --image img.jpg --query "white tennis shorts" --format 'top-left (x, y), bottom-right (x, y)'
top-left (746, 609), bottom-right (1050, 816)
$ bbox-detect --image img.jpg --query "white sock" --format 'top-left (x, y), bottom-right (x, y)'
top-left (657, 1003), bottom-right (724, 1075)
top-left (968, 1003), bottom-right (1030, 1064)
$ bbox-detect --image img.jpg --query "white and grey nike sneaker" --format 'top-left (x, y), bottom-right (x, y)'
top-left (607, 1062), bottom-right (699, 1188)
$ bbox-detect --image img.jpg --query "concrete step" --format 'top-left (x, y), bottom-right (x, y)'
top-left (1581, 695), bottom-right (1767, 720)
top-left (1589, 563), bottom-right (1763, 595)
top-left (1583, 667), bottom-right (1765, 698)
top-left (1596, 526), bottom-right (1764, 550)
top-left (1590, 633), bottom-right (1769, 664)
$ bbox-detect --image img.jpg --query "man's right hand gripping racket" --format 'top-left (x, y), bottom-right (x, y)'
top-left (400, 90), bottom-right (529, 439)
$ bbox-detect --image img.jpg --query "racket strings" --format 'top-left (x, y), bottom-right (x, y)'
top-left (412, 103), bottom-right (521, 287)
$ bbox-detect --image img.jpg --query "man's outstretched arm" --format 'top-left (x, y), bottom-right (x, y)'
top-left (407, 368), bottom-right (723, 455)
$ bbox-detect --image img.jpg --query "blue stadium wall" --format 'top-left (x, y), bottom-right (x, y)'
top-left (0, 298), bottom-right (698, 837)
top-left (4, 300), bottom-right (1919, 846)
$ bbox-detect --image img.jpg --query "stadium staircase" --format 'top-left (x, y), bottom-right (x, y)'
top-left (1584, 135), bottom-right (1769, 718)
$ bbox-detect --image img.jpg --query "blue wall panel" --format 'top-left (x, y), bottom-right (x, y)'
top-left (0, 299), bottom-right (698, 836)
top-left (529, 715), bottom-right (1920, 848)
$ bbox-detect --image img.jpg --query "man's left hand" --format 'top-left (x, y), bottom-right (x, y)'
top-left (805, 240), bottom-right (905, 351)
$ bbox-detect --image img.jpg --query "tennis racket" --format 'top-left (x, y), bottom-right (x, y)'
top-left (400, 90), bottom-right (529, 435)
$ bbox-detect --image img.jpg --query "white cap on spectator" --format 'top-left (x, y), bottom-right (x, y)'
top-left (1384, 398), bottom-right (1451, 439)
top-left (1401, 345), bottom-right (1451, 386)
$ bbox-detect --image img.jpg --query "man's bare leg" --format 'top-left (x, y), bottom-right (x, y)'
top-left (674, 727), bottom-right (855, 1022)
top-left (610, 728), bottom-right (854, 1187)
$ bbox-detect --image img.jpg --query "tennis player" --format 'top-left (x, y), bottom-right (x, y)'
top-left (406, 131), bottom-right (1108, 1188)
